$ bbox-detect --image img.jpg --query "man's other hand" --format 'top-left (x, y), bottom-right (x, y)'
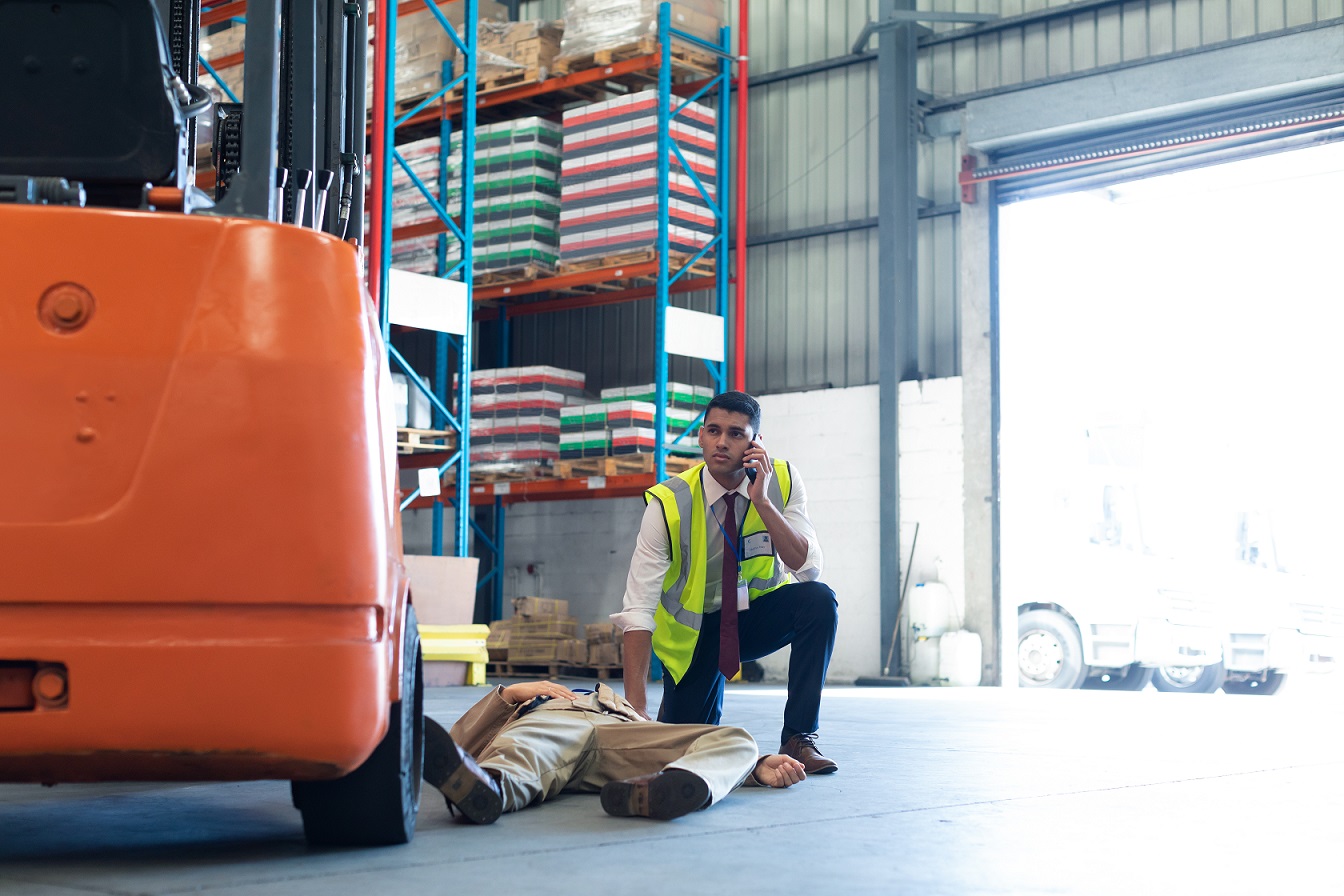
top-left (754, 754), bottom-right (807, 788)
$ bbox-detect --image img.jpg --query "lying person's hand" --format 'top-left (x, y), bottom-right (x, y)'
top-left (753, 754), bottom-right (807, 788)
top-left (501, 680), bottom-right (580, 705)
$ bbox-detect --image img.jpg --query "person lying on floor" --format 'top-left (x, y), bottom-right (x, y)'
top-left (424, 679), bottom-right (807, 823)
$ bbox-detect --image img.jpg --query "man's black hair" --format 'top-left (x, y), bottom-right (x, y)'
top-left (706, 391), bottom-right (761, 433)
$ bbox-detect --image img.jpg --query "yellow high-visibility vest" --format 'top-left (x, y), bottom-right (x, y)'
top-left (645, 459), bottom-right (794, 682)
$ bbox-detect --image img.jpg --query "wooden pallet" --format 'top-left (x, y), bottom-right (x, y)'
top-left (469, 462), bottom-right (560, 483)
top-left (557, 249), bottom-right (713, 278)
top-left (553, 36), bottom-right (718, 78)
top-left (475, 263), bottom-right (555, 287)
top-left (397, 428), bottom-right (457, 454)
top-left (554, 454), bottom-right (698, 479)
top-left (450, 65), bottom-right (550, 101)
top-left (392, 92), bottom-right (446, 118)
top-left (487, 662), bottom-right (624, 681)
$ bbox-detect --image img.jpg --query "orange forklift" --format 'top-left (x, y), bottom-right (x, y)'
top-left (0, 0), bottom-right (424, 846)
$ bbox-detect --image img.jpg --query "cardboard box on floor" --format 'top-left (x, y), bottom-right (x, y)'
top-left (585, 622), bottom-right (619, 643)
top-left (513, 596), bottom-right (568, 618)
top-left (588, 641), bottom-right (620, 666)
top-left (486, 619), bottom-right (512, 661)
top-left (555, 638), bottom-right (588, 664)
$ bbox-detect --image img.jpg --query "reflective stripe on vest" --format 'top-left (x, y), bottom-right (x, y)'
top-left (645, 459), bottom-right (794, 683)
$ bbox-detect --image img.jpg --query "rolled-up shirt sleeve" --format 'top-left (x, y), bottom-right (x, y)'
top-left (780, 465), bottom-right (823, 581)
top-left (611, 499), bottom-right (671, 633)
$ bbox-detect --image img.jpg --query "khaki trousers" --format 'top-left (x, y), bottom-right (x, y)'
top-left (478, 699), bottom-right (760, 814)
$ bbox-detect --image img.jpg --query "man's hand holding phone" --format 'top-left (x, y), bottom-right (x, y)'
top-left (743, 435), bottom-right (769, 503)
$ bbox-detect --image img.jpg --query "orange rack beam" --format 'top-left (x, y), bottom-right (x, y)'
top-left (398, 467), bottom-right (661, 509)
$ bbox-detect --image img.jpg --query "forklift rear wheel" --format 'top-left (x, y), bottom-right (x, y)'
top-left (293, 603), bottom-right (424, 846)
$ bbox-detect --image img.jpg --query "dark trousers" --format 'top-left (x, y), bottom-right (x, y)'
top-left (657, 580), bottom-right (838, 748)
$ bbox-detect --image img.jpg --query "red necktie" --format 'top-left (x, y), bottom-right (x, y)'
top-left (718, 494), bottom-right (740, 680)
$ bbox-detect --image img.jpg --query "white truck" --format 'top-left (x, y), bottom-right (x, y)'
top-left (1014, 483), bottom-right (1222, 690)
top-left (1152, 511), bottom-right (1344, 695)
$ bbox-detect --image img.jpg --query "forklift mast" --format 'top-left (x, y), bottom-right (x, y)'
top-left (0, 0), bottom-right (367, 237)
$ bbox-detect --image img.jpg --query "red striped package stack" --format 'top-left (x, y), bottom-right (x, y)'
top-left (611, 427), bottom-right (657, 456)
top-left (559, 91), bottom-right (717, 267)
top-left (468, 366), bottom-right (587, 473)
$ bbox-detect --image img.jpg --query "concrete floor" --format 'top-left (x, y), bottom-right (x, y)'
top-left (3, 679), bottom-right (1343, 895)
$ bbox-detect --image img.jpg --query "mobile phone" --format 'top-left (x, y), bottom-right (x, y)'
top-left (744, 436), bottom-right (762, 482)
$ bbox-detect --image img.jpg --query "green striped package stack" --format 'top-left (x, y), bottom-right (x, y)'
top-left (595, 386), bottom-right (711, 458)
top-left (560, 402), bottom-right (610, 459)
top-left (454, 117), bottom-right (562, 276)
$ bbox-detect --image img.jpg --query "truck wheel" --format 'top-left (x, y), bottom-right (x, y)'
top-left (293, 603), bottom-right (424, 846)
top-left (1017, 609), bottom-right (1086, 689)
top-left (1152, 662), bottom-right (1225, 694)
top-left (1081, 663), bottom-right (1155, 691)
top-left (1222, 671), bottom-right (1286, 696)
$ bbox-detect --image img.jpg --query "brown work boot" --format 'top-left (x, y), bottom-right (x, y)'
top-left (423, 716), bottom-right (503, 824)
top-left (781, 733), bottom-right (838, 775)
top-left (600, 769), bottom-right (711, 820)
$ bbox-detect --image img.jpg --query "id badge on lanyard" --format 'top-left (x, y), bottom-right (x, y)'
top-left (714, 501), bottom-right (751, 613)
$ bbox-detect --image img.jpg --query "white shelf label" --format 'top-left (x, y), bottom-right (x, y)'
top-left (388, 269), bottom-right (468, 335)
top-left (665, 306), bottom-right (725, 362)
top-left (417, 467), bottom-right (442, 497)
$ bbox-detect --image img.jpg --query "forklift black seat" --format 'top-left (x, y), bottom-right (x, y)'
top-left (0, 0), bottom-right (185, 201)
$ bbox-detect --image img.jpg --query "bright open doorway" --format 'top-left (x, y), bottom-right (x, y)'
top-left (997, 140), bottom-right (1344, 693)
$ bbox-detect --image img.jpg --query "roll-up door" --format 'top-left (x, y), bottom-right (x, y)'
top-left (964, 85), bottom-right (1344, 203)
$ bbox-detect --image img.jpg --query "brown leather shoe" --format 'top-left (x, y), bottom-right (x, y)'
top-left (600, 769), bottom-right (711, 820)
top-left (781, 733), bottom-right (838, 774)
top-left (423, 716), bottom-right (503, 824)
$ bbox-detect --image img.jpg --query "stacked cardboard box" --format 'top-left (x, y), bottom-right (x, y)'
top-left (363, 1), bottom-right (511, 105)
top-left (585, 622), bottom-right (622, 667)
top-left (554, 638), bottom-right (589, 664)
top-left (472, 118), bottom-right (562, 275)
top-left (470, 367), bottom-right (587, 469)
top-left (506, 597), bottom-right (579, 664)
top-left (559, 92), bottom-right (718, 267)
top-left (199, 1), bottom-right (514, 106)
top-left (555, 0), bottom-right (724, 67)
top-left (486, 619), bottom-right (512, 661)
top-left (478, 19), bottom-right (564, 84)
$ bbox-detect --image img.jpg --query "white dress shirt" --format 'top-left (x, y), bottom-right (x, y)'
top-left (612, 464), bottom-right (824, 633)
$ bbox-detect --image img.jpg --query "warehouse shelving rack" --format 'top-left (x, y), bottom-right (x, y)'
top-left (368, 0), bottom-right (480, 562)
top-left (395, 3), bottom-right (735, 621)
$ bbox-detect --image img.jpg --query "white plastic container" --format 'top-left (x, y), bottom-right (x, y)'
top-left (909, 637), bottom-right (941, 686)
top-left (908, 582), bottom-right (957, 638)
top-left (937, 630), bottom-right (983, 687)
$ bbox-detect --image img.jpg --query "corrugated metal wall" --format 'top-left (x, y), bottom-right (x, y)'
top-left (500, 0), bottom-right (1341, 393)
